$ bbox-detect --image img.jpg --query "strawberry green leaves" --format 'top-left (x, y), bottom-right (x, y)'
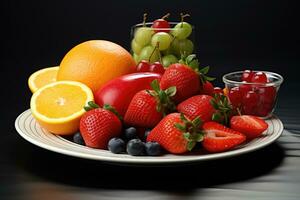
top-left (174, 113), bottom-right (204, 151)
top-left (210, 94), bottom-right (233, 126)
top-left (84, 101), bottom-right (123, 121)
top-left (147, 79), bottom-right (177, 116)
top-left (84, 101), bottom-right (100, 111)
top-left (179, 54), bottom-right (215, 84)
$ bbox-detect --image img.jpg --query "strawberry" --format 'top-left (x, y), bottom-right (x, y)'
top-left (230, 115), bottom-right (268, 139)
top-left (160, 54), bottom-right (214, 103)
top-left (124, 80), bottom-right (176, 128)
top-left (160, 63), bottom-right (200, 103)
top-left (202, 121), bottom-right (246, 153)
top-left (147, 113), bottom-right (203, 154)
top-left (177, 95), bottom-right (215, 123)
top-left (199, 81), bottom-right (214, 96)
top-left (80, 102), bottom-right (122, 149)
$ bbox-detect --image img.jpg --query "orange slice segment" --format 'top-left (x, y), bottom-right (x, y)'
top-left (28, 66), bottom-right (59, 93)
top-left (30, 81), bottom-right (94, 135)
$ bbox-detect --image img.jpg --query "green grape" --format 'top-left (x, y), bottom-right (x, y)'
top-left (170, 38), bottom-right (180, 53)
top-left (171, 22), bottom-right (192, 39)
top-left (139, 45), bottom-right (160, 63)
top-left (151, 32), bottom-right (172, 51)
top-left (133, 53), bottom-right (139, 64)
top-left (172, 38), bottom-right (194, 57)
top-left (134, 27), bottom-right (154, 46)
top-left (162, 54), bottom-right (178, 68)
top-left (162, 47), bottom-right (174, 56)
top-left (131, 39), bottom-right (143, 54)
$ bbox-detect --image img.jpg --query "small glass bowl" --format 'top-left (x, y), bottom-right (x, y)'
top-left (223, 71), bottom-right (284, 118)
top-left (130, 22), bottom-right (195, 66)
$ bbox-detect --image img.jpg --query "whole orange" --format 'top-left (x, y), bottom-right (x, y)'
top-left (57, 40), bottom-right (136, 92)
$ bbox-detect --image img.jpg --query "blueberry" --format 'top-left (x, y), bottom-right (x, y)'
top-left (108, 138), bottom-right (125, 154)
top-left (145, 142), bottom-right (161, 156)
top-left (144, 128), bottom-right (152, 141)
top-left (124, 127), bottom-right (138, 140)
top-left (126, 139), bottom-right (145, 156)
top-left (73, 132), bottom-right (85, 145)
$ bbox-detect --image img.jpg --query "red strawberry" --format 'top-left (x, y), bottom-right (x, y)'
top-left (160, 63), bottom-right (200, 103)
top-left (200, 81), bottom-right (214, 96)
top-left (230, 115), bottom-right (268, 139)
top-left (80, 103), bottom-right (122, 149)
top-left (124, 80), bottom-right (176, 128)
top-left (202, 121), bottom-right (246, 153)
top-left (147, 113), bottom-right (203, 154)
top-left (177, 95), bottom-right (215, 123)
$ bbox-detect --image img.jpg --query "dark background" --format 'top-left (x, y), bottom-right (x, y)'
top-left (2, 0), bottom-right (300, 199)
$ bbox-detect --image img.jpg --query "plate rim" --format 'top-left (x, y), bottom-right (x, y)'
top-left (15, 109), bottom-right (284, 164)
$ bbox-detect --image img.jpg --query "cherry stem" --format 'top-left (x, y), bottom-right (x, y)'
top-left (161, 13), bottom-right (170, 20)
top-left (143, 13), bottom-right (147, 27)
top-left (148, 42), bottom-right (161, 63)
top-left (180, 13), bottom-right (190, 27)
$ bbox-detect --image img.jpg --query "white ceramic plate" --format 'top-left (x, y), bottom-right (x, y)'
top-left (15, 109), bottom-right (283, 164)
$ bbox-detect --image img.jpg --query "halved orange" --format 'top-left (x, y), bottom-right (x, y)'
top-left (28, 66), bottom-right (59, 93)
top-left (30, 81), bottom-right (94, 135)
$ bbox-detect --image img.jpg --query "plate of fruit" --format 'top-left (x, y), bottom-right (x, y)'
top-left (15, 14), bottom-right (284, 164)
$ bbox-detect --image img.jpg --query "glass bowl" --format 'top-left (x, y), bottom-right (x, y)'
top-left (223, 71), bottom-right (284, 118)
top-left (130, 22), bottom-right (195, 67)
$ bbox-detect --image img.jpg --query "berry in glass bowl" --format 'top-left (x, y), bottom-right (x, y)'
top-left (223, 70), bottom-right (283, 118)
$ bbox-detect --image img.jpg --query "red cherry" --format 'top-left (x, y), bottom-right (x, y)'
top-left (228, 87), bottom-right (243, 108)
top-left (242, 90), bottom-right (259, 115)
top-left (251, 72), bottom-right (268, 83)
top-left (242, 70), bottom-right (255, 82)
top-left (136, 60), bottom-right (150, 72)
top-left (256, 104), bottom-right (273, 117)
top-left (149, 62), bottom-right (165, 74)
top-left (257, 86), bottom-right (276, 104)
top-left (239, 84), bottom-right (253, 96)
top-left (152, 19), bottom-right (170, 33)
top-left (213, 87), bottom-right (224, 95)
top-left (200, 81), bottom-right (214, 96)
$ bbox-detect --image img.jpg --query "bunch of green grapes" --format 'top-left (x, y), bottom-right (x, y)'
top-left (131, 13), bottom-right (194, 68)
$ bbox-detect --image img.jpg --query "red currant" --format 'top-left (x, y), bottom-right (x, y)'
top-left (136, 60), bottom-right (150, 72)
top-left (242, 90), bottom-right (259, 115)
top-left (257, 86), bottom-right (276, 104)
top-left (228, 87), bottom-right (243, 108)
top-left (241, 70), bottom-right (255, 82)
top-left (149, 62), bottom-right (165, 74)
top-left (251, 72), bottom-right (268, 83)
top-left (239, 84), bottom-right (253, 96)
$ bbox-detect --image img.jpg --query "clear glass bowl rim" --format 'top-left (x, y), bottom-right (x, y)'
top-left (223, 71), bottom-right (284, 87)
top-left (131, 22), bottom-right (195, 30)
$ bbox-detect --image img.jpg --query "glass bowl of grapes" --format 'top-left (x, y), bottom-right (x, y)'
top-left (130, 13), bottom-right (195, 73)
top-left (223, 70), bottom-right (284, 118)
